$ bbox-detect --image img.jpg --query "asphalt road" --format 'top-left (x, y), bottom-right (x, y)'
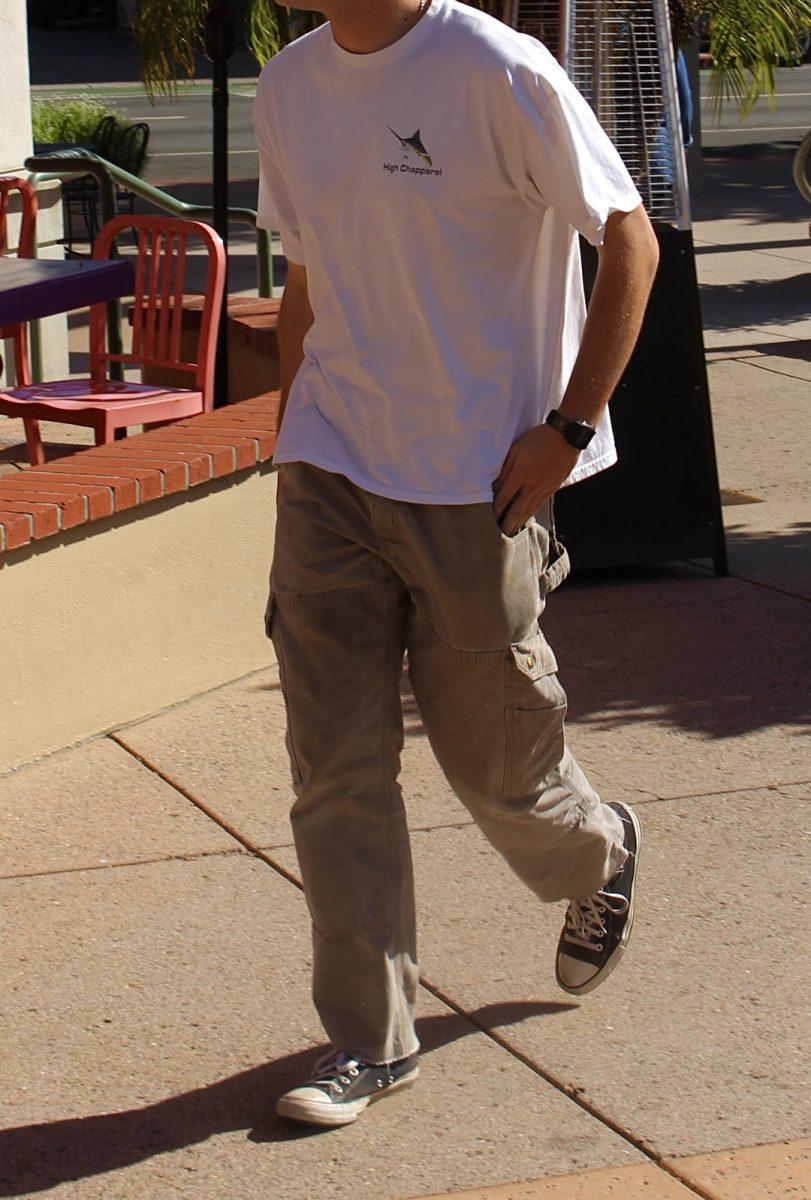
top-left (700, 62), bottom-right (810, 147)
top-left (31, 43), bottom-right (810, 191)
top-left (33, 40), bottom-right (811, 175)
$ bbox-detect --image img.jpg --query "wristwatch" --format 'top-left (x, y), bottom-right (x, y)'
top-left (545, 408), bottom-right (597, 451)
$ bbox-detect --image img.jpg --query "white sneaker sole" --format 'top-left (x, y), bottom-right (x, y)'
top-left (557, 803), bottom-right (643, 997)
top-left (275, 1065), bottom-right (420, 1128)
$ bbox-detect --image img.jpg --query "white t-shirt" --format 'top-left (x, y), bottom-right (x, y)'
top-left (254, 0), bottom-right (642, 504)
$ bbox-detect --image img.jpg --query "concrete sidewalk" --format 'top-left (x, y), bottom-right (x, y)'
top-left (1, 172), bottom-right (809, 1196)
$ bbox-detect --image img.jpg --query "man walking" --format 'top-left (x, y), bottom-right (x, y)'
top-left (254, 0), bottom-right (659, 1128)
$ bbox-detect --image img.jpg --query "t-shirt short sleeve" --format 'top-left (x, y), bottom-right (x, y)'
top-left (504, 43), bottom-right (643, 246)
top-left (253, 75), bottom-right (306, 265)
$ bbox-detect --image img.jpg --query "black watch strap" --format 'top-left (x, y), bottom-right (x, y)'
top-left (545, 408), bottom-right (597, 451)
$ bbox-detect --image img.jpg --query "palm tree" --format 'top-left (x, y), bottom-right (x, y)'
top-left (135, 0), bottom-right (811, 116)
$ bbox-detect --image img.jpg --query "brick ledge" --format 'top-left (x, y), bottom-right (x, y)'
top-left (0, 393), bottom-right (280, 556)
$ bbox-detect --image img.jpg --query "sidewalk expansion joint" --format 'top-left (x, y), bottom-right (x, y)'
top-left (418, 977), bottom-right (721, 1200)
top-left (731, 357), bottom-right (811, 384)
top-left (0, 844), bottom-right (246, 884)
top-left (106, 737), bottom-right (758, 1200)
top-left (111, 660), bottom-right (280, 738)
top-left (649, 779), bottom-right (810, 804)
top-left (0, 661), bottom-right (281, 784)
top-left (108, 732), bottom-right (305, 893)
top-left (410, 818), bottom-right (476, 834)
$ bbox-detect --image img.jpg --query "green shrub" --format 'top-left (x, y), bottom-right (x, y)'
top-left (31, 98), bottom-right (117, 145)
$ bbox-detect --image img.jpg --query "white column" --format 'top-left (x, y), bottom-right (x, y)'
top-left (0, 0), bottom-right (33, 168)
top-left (1, 0), bottom-right (68, 386)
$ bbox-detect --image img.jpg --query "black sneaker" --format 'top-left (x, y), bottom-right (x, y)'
top-left (275, 1049), bottom-right (420, 1127)
top-left (555, 801), bottom-right (642, 995)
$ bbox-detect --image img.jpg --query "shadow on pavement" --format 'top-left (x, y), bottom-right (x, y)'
top-left (545, 530), bottom-right (811, 739)
top-left (698, 272), bottom-right (811, 329)
top-left (708, 337), bottom-right (810, 360)
top-left (0, 1002), bottom-right (573, 1194)
top-left (391, 539), bottom-right (811, 744)
top-left (694, 141), bottom-right (809, 225)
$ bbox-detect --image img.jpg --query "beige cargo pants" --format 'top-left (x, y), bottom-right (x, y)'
top-left (266, 461), bottom-right (626, 1064)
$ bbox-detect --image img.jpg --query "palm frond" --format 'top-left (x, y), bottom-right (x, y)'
top-left (244, 1), bottom-right (500, 65)
top-left (133, 0), bottom-right (811, 120)
top-left (699, 0), bottom-right (811, 116)
top-left (132, 0), bottom-right (205, 97)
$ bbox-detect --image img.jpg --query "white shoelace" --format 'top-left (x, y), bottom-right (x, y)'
top-left (310, 1050), bottom-right (361, 1095)
top-left (564, 890), bottom-right (629, 951)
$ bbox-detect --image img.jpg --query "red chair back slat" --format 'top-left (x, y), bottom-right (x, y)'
top-left (157, 230), bottom-right (174, 362)
top-left (171, 233), bottom-right (188, 364)
top-left (0, 176), bottom-right (37, 259)
top-left (90, 214), bottom-right (226, 411)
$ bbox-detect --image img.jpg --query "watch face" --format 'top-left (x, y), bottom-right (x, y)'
top-left (546, 410), bottom-right (595, 449)
top-left (571, 424), bottom-right (596, 449)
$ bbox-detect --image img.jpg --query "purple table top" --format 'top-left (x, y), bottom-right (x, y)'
top-left (0, 257), bottom-right (135, 326)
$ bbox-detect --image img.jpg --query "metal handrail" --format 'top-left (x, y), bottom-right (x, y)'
top-left (23, 151), bottom-right (274, 383)
top-left (25, 151), bottom-right (274, 294)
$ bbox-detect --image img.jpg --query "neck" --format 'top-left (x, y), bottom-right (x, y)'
top-left (329, 0), bottom-right (427, 55)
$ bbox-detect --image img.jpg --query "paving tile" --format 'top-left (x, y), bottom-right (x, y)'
top-left (120, 664), bottom-right (468, 847)
top-left (702, 324), bottom-right (807, 359)
top-left (668, 1137), bottom-right (811, 1200)
top-left (412, 1136), bottom-right (811, 1196)
top-left (695, 248), bottom-right (808, 337)
top-left (721, 499), bottom-right (811, 600)
top-left (694, 219), bottom-right (811, 250)
top-left (120, 574), bottom-right (809, 839)
top-left (411, 1161), bottom-right (696, 1199)
top-left (0, 855), bottom-right (639, 1199)
top-left (706, 359), bottom-right (810, 503)
top-left (394, 786), bottom-right (809, 1159)
top-left (734, 353), bottom-right (811, 384)
top-left (544, 588), bottom-right (810, 798)
top-left (548, 571), bottom-right (744, 617)
top-left (0, 738), bottom-right (235, 878)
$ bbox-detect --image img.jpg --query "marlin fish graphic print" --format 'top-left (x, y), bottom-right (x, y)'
top-left (388, 127), bottom-right (433, 167)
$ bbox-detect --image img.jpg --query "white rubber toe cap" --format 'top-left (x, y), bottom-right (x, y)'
top-left (556, 953), bottom-right (598, 990)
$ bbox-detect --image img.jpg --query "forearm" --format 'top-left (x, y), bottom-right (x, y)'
top-left (276, 266), bottom-right (314, 430)
top-left (493, 206), bottom-right (659, 535)
top-left (559, 205), bottom-right (659, 426)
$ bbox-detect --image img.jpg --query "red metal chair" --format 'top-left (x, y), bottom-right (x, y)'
top-left (0, 213), bottom-right (226, 466)
top-left (0, 175), bottom-right (40, 463)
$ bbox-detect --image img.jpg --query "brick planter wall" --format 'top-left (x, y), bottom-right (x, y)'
top-left (0, 393), bottom-right (281, 555)
top-left (137, 296), bottom-right (282, 404)
top-left (0, 393), bottom-right (282, 772)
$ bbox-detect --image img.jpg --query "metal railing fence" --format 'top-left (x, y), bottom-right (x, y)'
top-left (23, 151), bottom-right (274, 384)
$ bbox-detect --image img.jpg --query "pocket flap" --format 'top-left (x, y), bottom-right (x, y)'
top-left (539, 538), bottom-right (571, 596)
top-left (510, 631), bottom-right (558, 680)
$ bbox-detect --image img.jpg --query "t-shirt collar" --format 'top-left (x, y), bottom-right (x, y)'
top-left (329, 0), bottom-right (446, 70)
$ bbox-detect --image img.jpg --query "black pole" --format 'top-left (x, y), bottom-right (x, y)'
top-left (205, 3), bottom-right (234, 407)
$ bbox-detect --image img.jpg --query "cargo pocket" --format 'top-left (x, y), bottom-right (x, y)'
top-left (504, 629), bottom-right (567, 797)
